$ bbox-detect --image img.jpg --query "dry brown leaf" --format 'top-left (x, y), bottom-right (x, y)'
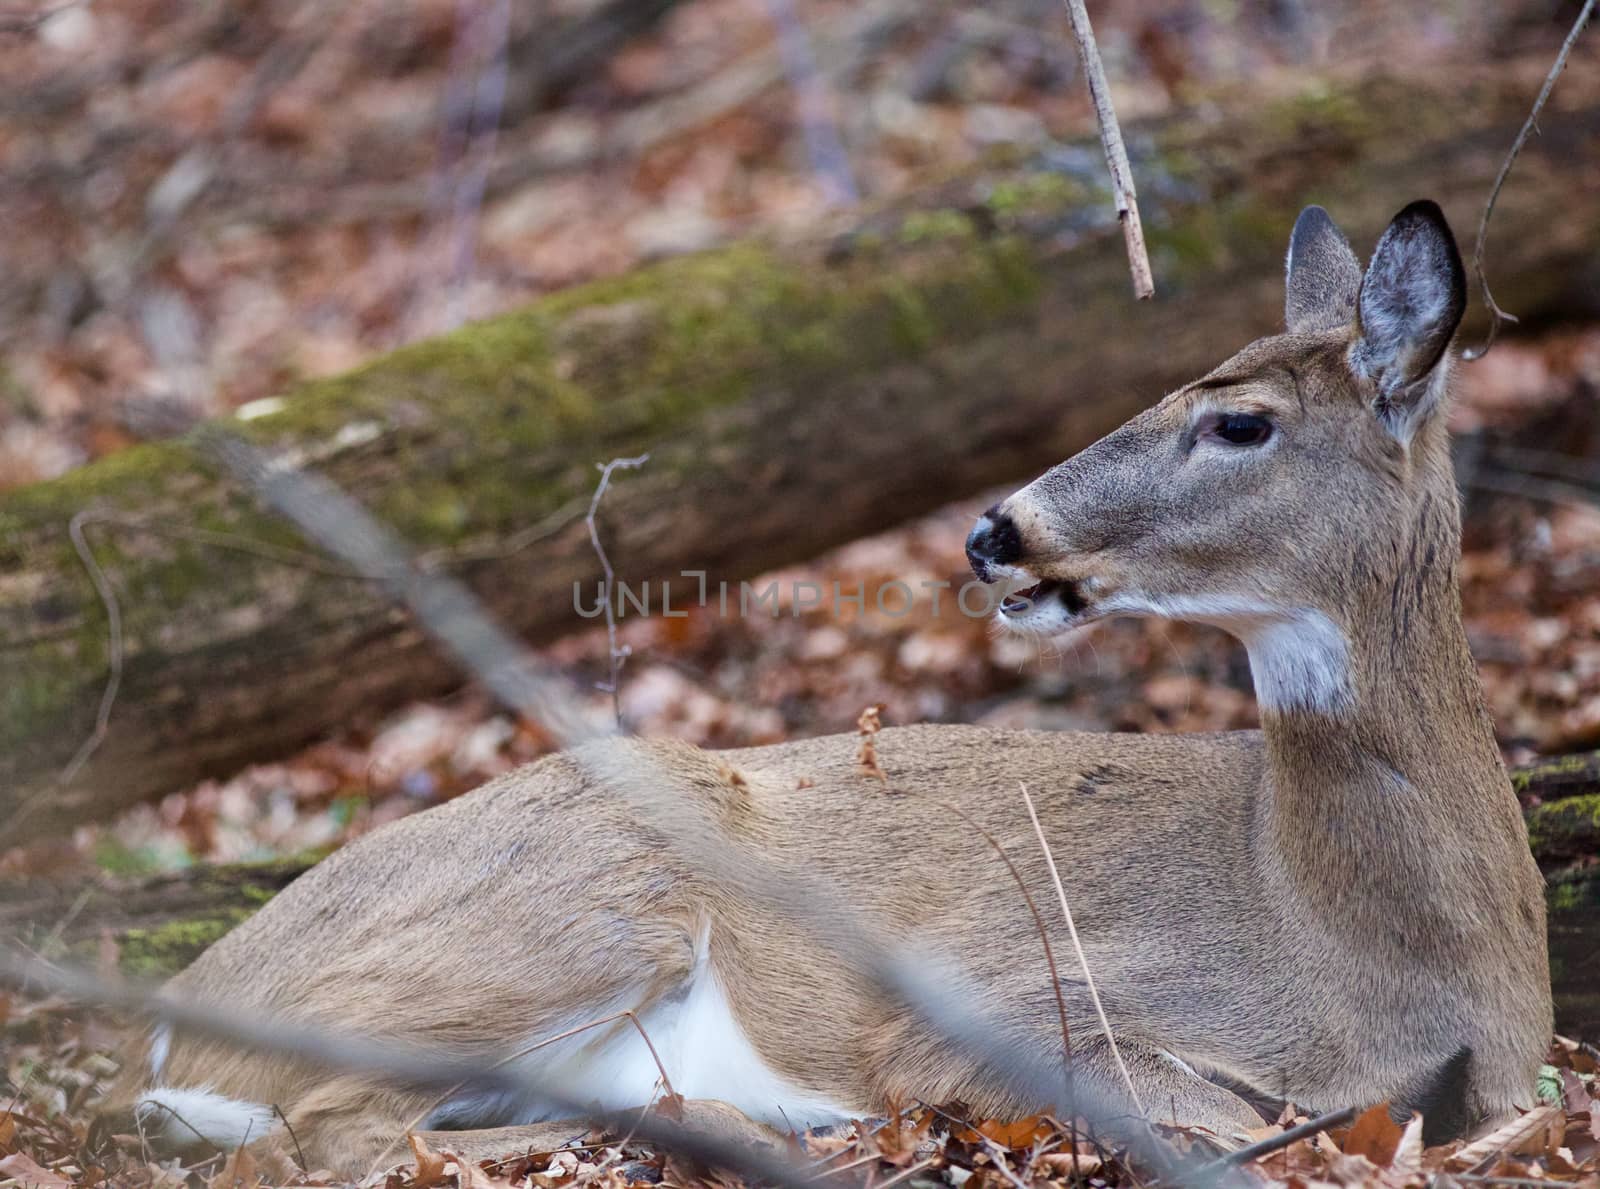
top-left (1040, 1151), bottom-right (1105, 1176)
top-left (1391, 1112), bottom-right (1424, 1179)
top-left (956, 1115), bottom-right (1053, 1149)
top-left (456, 1158), bottom-right (498, 1189)
top-left (1564, 1070), bottom-right (1591, 1114)
top-left (406, 1131), bottom-right (452, 1188)
top-left (0, 1113), bottom-right (14, 1155)
top-left (857, 703), bottom-right (888, 784)
top-left (208, 1144), bottom-right (258, 1188)
top-left (1342, 1103), bottom-right (1405, 1167)
top-left (1324, 1151), bottom-right (1382, 1186)
top-left (0, 1152), bottom-right (73, 1188)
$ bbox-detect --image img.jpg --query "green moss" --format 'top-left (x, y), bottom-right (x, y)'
top-left (1512, 752), bottom-right (1599, 792)
top-left (1146, 198), bottom-right (1286, 284)
top-left (1525, 794), bottom-right (1600, 854)
top-left (1546, 870), bottom-right (1598, 916)
top-left (984, 172), bottom-right (1088, 221)
top-left (118, 912), bottom-right (255, 977)
top-left (1262, 84), bottom-right (1374, 145)
top-left (900, 209), bottom-right (978, 244)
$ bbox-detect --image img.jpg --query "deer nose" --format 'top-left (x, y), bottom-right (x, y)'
top-left (966, 507), bottom-right (1022, 582)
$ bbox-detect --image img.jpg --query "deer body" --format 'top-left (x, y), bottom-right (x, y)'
top-left (123, 202), bottom-right (1550, 1175)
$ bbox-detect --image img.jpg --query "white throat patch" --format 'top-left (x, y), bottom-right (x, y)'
top-left (1106, 594), bottom-right (1354, 714)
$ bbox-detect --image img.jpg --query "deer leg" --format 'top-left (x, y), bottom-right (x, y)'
top-left (1072, 1039), bottom-right (1267, 1146)
top-left (418, 1098), bottom-right (786, 1166)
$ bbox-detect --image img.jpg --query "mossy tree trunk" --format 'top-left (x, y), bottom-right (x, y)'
top-left (5, 63), bottom-right (1600, 840)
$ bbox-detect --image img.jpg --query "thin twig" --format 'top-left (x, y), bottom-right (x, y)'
top-left (1201, 1105), bottom-right (1357, 1170)
top-left (1463, 0), bottom-right (1595, 361)
top-left (586, 454), bottom-right (649, 729)
top-left (1057, 0), bottom-right (1153, 300)
top-left (923, 797), bottom-right (1074, 1095)
top-left (1019, 783), bottom-right (1143, 1115)
top-left (59, 512), bottom-right (123, 785)
top-left (271, 1103), bottom-right (308, 1173)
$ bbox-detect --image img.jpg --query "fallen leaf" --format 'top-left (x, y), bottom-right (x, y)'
top-left (1564, 1070), bottom-right (1591, 1114)
top-left (406, 1131), bottom-right (451, 1188)
top-left (1342, 1103), bottom-right (1404, 1167)
top-left (857, 703), bottom-right (888, 784)
top-left (1391, 1112), bottom-right (1424, 1178)
top-left (0, 1152), bottom-right (73, 1187)
top-left (956, 1115), bottom-right (1053, 1148)
top-left (1040, 1151), bottom-right (1105, 1176)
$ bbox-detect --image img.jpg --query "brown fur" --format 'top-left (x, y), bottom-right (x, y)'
top-left (113, 203), bottom-right (1550, 1176)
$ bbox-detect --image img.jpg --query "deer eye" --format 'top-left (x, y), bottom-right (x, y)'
top-left (1207, 412), bottom-right (1273, 446)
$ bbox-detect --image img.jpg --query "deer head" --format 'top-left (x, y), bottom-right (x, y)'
top-left (965, 201), bottom-right (1468, 715)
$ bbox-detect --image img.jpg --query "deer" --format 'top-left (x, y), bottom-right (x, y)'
top-left (114, 200), bottom-right (1551, 1176)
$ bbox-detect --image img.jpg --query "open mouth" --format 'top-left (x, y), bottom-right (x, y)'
top-left (1000, 578), bottom-right (1088, 617)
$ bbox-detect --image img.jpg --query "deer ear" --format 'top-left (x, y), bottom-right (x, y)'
top-left (1285, 206), bottom-right (1361, 333)
top-left (1351, 200), bottom-right (1466, 436)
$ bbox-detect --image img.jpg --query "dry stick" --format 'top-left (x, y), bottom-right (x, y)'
top-left (1200, 1105), bottom-right (1356, 1171)
top-left (586, 454), bottom-right (650, 729)
top-left (270, 1104), bottom-right (308, 1174)
top-left (1058, 0), bottom-right (1153, 300)
top-left (1019, 783), bottom-right (1144, 1116)
top-left (922, 798), bottom-right (1074, 1098)
top-left (0, 949), bottom-right (832, 1189)
top-left (1463, 0), bottom-right (1595, 361)
top-left (58, 511), bottom-right (123, 786)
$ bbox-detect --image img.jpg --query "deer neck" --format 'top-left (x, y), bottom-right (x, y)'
top-left (1241, 446), bottom-right (1514, 932)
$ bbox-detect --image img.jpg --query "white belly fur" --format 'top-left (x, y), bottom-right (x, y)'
top-left (503, 923), bottom-right (854, 1131)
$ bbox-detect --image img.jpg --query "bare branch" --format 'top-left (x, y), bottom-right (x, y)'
top-left (1464, 0), bottom-right (1595, 361)
top-left (57, 512), bottom-right (123, 786)
top-left (1200, 1105), bottom-right (1358, 1171)
top-left (1020, 783), bottom-right (1142, 1114)
top-left (1058, 0), bottom-right (1154, 300)
top-left (586, 454), bottom-right (650, 729)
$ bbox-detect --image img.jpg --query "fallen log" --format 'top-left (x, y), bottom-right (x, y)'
top-left (5, 61), bottom-right (1600, 839)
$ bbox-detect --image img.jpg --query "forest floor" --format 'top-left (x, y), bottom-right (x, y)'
top-left (3, 0), bottom-right (1599, 1185)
